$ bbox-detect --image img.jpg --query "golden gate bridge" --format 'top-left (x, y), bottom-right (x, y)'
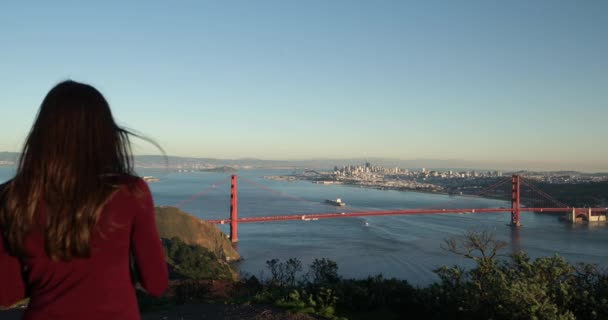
top-left (173, 175), bottom-right (608, 243)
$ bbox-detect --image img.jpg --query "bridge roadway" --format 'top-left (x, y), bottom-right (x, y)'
top-left (207, 207), bottom-right (608, 224)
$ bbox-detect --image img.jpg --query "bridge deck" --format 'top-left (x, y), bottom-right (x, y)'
top-left (207, 207), bottom-right (608, 224)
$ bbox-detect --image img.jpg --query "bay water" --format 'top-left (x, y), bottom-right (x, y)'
top-left (2, 167), bottom-right (607, 286)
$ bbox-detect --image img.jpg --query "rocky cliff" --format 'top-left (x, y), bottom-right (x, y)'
top-left (155, 206), bottom-right (240, 262)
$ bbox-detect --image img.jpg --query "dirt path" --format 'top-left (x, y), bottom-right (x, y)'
top-left (1, 304), bottom-right (321, 320)
top-left (143, 303), bottom-right (321, 320)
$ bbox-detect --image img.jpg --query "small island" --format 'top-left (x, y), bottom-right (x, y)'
top-left (264, 175), bottom-right (297, 181)
top-left (198, 166), bottom-right (238, 173)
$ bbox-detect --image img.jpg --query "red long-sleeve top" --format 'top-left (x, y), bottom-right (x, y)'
top-left (0, 178), bottom-right (168, 319)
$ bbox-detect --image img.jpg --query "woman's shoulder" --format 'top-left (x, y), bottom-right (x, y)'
top-left (101, 176), bottom-right (152, 216)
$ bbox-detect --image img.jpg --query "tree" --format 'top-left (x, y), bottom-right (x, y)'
top-left (436, 230), bottom-right (577, 320)
top-left (266, 258), bottom-right (303, 288)
top-left (307, 258), bottom-right (340, 286)
top-left (442, 229), bottom-right (508, 265)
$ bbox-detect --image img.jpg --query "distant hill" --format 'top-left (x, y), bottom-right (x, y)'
top-left (133, 155), bottom-right (490, 170)
top-left (134, 155), bottom-right (289, 169)
top-left (155, 206), bottom-right (240, 262)
top-left (1, 151), bottom-right (605, 172)
top-left (133, 155), bottom-right (607, 172)
top-left (0, 152), bottom-right (18, 164)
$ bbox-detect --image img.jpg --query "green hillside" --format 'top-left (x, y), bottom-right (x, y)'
top-left (162, 237), bottom-right (236, 281)
top-left (155, 206), bottom-right (240, 262)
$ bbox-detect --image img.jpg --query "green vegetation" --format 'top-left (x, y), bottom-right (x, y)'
top-left (137, 237), bottom-right (238, 311)
top-left (249, 258), bottom-right (345, 320)
top-left (163, 237), bottom-right (236, 281)
top-left (136, 207), bottom-right (243, 311)
top-left (239, 231), bottom-right (608, 320)
top-left (135, 227), bottom-right (608, 319)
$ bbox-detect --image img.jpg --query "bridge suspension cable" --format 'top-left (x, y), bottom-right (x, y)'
top-left (520, 177), bottom-right (569, 208)
top-left (426, 176), bottom-right (512, 210)
top-left (174, 176), bottom-right (232, 208)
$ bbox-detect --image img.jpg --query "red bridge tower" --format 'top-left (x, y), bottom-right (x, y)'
top-left (230, 175), bottom-right (239, 242)
top-left (511, 175), bottom-right (521, 227)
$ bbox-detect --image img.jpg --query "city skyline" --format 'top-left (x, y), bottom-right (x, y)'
top-left (1, 1), bottom-right (606, 170)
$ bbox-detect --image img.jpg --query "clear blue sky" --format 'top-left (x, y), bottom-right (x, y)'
top-left (1, 1), bottom-right (606, 170)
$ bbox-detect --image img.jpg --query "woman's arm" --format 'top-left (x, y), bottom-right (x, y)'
top-left (0, 235), bottom-right (26, 308)
top-left (0, 181), bottom-right (27, 308)
top-left (130, 179), bottom-right (168, 297)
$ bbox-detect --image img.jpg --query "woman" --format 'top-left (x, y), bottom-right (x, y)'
top-left (0, 80), bottom-right (168, 319)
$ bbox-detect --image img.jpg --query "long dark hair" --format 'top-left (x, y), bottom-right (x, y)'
top-left (0, 80), bottom-right (156, 260)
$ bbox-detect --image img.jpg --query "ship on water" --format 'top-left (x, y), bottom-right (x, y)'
top-left (142, 176), bottom-right (160, 183)
top-left (325, 198), bottom-right (346, 206)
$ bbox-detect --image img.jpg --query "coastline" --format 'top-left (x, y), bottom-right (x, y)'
top-left (264, 174), bottom-right (486, 198)
top-left (262, 175), bottom-right (545, 209)
top-left (335, 180), bottom-right (504, 202)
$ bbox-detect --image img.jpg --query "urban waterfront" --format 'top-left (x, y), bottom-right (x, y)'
top-left (2, 167), bottom-right (608, 286)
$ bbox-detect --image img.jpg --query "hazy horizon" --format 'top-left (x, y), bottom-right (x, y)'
top-left (1, 1), bottom-right (606, 168)
top-left (138, 155), bottom-right (608, 172)
top-left (2, 151), bottom-right (606, 172)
